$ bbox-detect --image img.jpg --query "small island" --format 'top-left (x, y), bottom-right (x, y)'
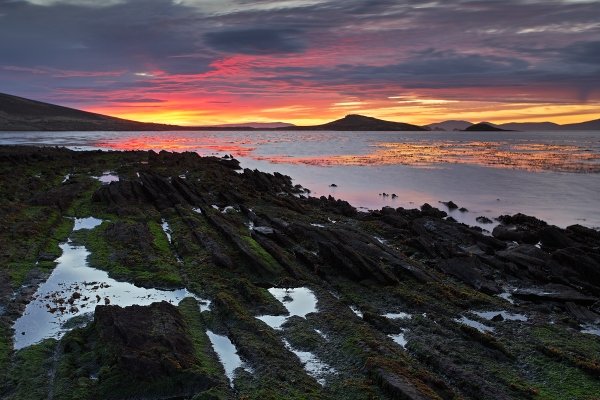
top-left (463, 122), bottom-right (511, 132)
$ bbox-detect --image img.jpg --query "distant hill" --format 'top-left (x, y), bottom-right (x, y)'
top-left (0, 94), bottom-right (422, 132)
top-left (431, 118), bottom-right (600, 131)
top-left (562, 118), bottom-right (600, 130)
top-left (464, 122), bottom-right (510, 132)
top-left (495, 119), bottom-right (600, 131)
top-left (497, 121), bottom-right (561, 131)
top-left (2, 92), bottom-right (598, 132)
top-left (289, 114), bottom-right (425, 131)
top-left (426, 120), bottom-right (473, 131)
top-left (0, 92), bottom-right (180, 131)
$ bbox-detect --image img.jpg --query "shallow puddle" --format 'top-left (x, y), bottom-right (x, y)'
top-left (384, 312), bottom-right (412, 320)
top-left (94, 171), bottom-right (119, 184)
top-left (161, 219), bottom-right (173, 244)
top-left (256, 287), bottom-right (318, 329)
top-left (282, 339), bottom-right (335, 385)
top-left (497, 291), bottom-right (515, 304)
top-left (389, 332), bottom-right (407, 348)
top-left (374, 236), bottom-right (387, 245)
top-left (455, 316), bottom-right (494, 333)
top-left (350, 306), bottom-right (363, 318)
top-left (73, 217), bottom-right (103, 231)
top-left (252, 226), bottom-right (274, 235)
top-left (315, 329), bottom-right (328, 340)
top-left (13, 241), bottom-right (207, 349)
top-left (206, 330), bottom-right (248, 386)
top-left (472, 310), bottom-right (527, 321)
top-left (255, 289), bottom-right (333, 384)
top-left (255, 314), bottom-right (288, 329)
top-left (581, 325), bottom-right (600, 337)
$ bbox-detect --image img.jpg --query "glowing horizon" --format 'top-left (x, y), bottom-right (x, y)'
top-left (84, 95), bottom-right (600, 127)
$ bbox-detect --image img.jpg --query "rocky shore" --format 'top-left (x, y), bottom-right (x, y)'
top-left (0, 146), bottom-right (599, 400)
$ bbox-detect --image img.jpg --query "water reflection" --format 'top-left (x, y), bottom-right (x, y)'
top-left (2, 130), bottom-right (600, 229)
top-left (72, 217), bottom-right (103, 231)
top-left (472, 310), bottom-right (527, 322)
top-left (94, 171), bottom-right (120, 184)
top-left (256, 287), bottom-right (318, 330)
top-left (389, 332), bottom-right (408, 348)
top-left (13, 241), bottom-right (206, 349)
top-left (455, 316), bottom-right (494, 333)
top-left (206, 330), bottom-right (249, 386)
top-left (97, 133), bottom-right (258, 157)
top-left (256, 140), bottom-right (600, 173)
top-left (282, 339), bottom-right (336, 386)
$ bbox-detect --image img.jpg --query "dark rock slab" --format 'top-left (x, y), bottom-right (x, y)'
top-left (512, 285), bottom-right (597, 305)
top-left (94, 302), bottom-right (219, 396)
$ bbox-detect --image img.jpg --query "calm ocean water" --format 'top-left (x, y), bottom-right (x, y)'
top-left (2, 130), bottom-right (599, 229)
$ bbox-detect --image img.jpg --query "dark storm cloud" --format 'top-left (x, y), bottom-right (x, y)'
top-left (562, 41), bottom-right (600, 65)
top-left (0, 0), bottom-right (213, 73)
top-left (256, 50), bottom-right (532, 85)
top-left (204, 28), bottom-right (305, 55)
top-left (1, 0), bottom-right (600, 104)
top-left (379, 50), bottom-right (530, 76)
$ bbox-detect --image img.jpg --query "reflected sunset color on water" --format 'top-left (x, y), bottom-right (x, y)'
top-left (94, 130), bottom-right (600, 173)
top-left (254, 139), bottom-right (600, 173)
top-left (2, 129), bottom-right (600, 229)
top-left (97, 134), bottom-right (258, 156)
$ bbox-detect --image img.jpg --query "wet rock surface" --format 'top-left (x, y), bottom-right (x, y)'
top-left (93, 301), bottom-right (219, 393)
top-left (0, 146), bottom-right (599, 400)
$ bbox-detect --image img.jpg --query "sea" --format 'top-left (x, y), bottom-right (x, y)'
top-left (2, 129), bottom-right (599, 230)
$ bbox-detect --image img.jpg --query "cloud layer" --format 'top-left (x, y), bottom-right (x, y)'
top-left (1, 0), bottom-right (599, 124)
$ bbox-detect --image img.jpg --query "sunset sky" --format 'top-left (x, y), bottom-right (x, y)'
top-left (1, 0), bottom-right (599, 126)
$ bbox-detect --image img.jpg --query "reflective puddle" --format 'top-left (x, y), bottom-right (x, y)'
top-left (206, 330), bottom-right (250, 386)
top-left (389, 332), bottom-right (408, 348)
top-left (256, 287), bottom-right (318, 329)
top-left (161, 219), bottom-right (173, 244)
top-left (13, 221), bottom-right (208, 349)
top-left (282, 339), bottom-right (336, 386)
top-left (581, 325), bottom-right (600, 337)
top-left (72, 217), bottom-right (103, 231)
top-left (255, 288), bottom-right (334, 384)
top-left (455, 316), bottom-right (494, 333)
top-left (497, 291), bottom-right (515, 304)
top-left (350, 306), bottom-right (363, 318)
top-left (94, 171), bottom-right (119, 184)
top-left (384, 312), bottom-right (412, 320)
top-left (472, 310), bottom-right (528, 321)
top-left (315, 329), bottom-right (328, 340)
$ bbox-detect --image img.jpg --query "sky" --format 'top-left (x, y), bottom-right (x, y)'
top-left (1, 0), bottom-right (599, 126)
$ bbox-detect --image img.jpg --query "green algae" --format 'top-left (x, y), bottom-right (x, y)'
top-left (178, 297), bottom-right (230, 384)
top-left (73, 220), bottom-right (183, 288)
top-left (2, 147), bottom-right (600, 400)
top-left (4, 340), bottom-right (57, 400)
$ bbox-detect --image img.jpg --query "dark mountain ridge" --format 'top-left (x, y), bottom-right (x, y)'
top-left (1, 92), bottom-right (598, 132)
top-left (0, 92), bottom-right (180, 131)
top-left (0, 93), bottom-right (424, 132)
top-left (464, 122), bottom-right (511, 132)
top-left (284, 114), bottom-right (426, 131)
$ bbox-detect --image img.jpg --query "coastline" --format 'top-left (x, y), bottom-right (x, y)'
top-left (0, 145), bottom-right (599, 399)
top-left (3, 129), bottom-right (600, 231)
